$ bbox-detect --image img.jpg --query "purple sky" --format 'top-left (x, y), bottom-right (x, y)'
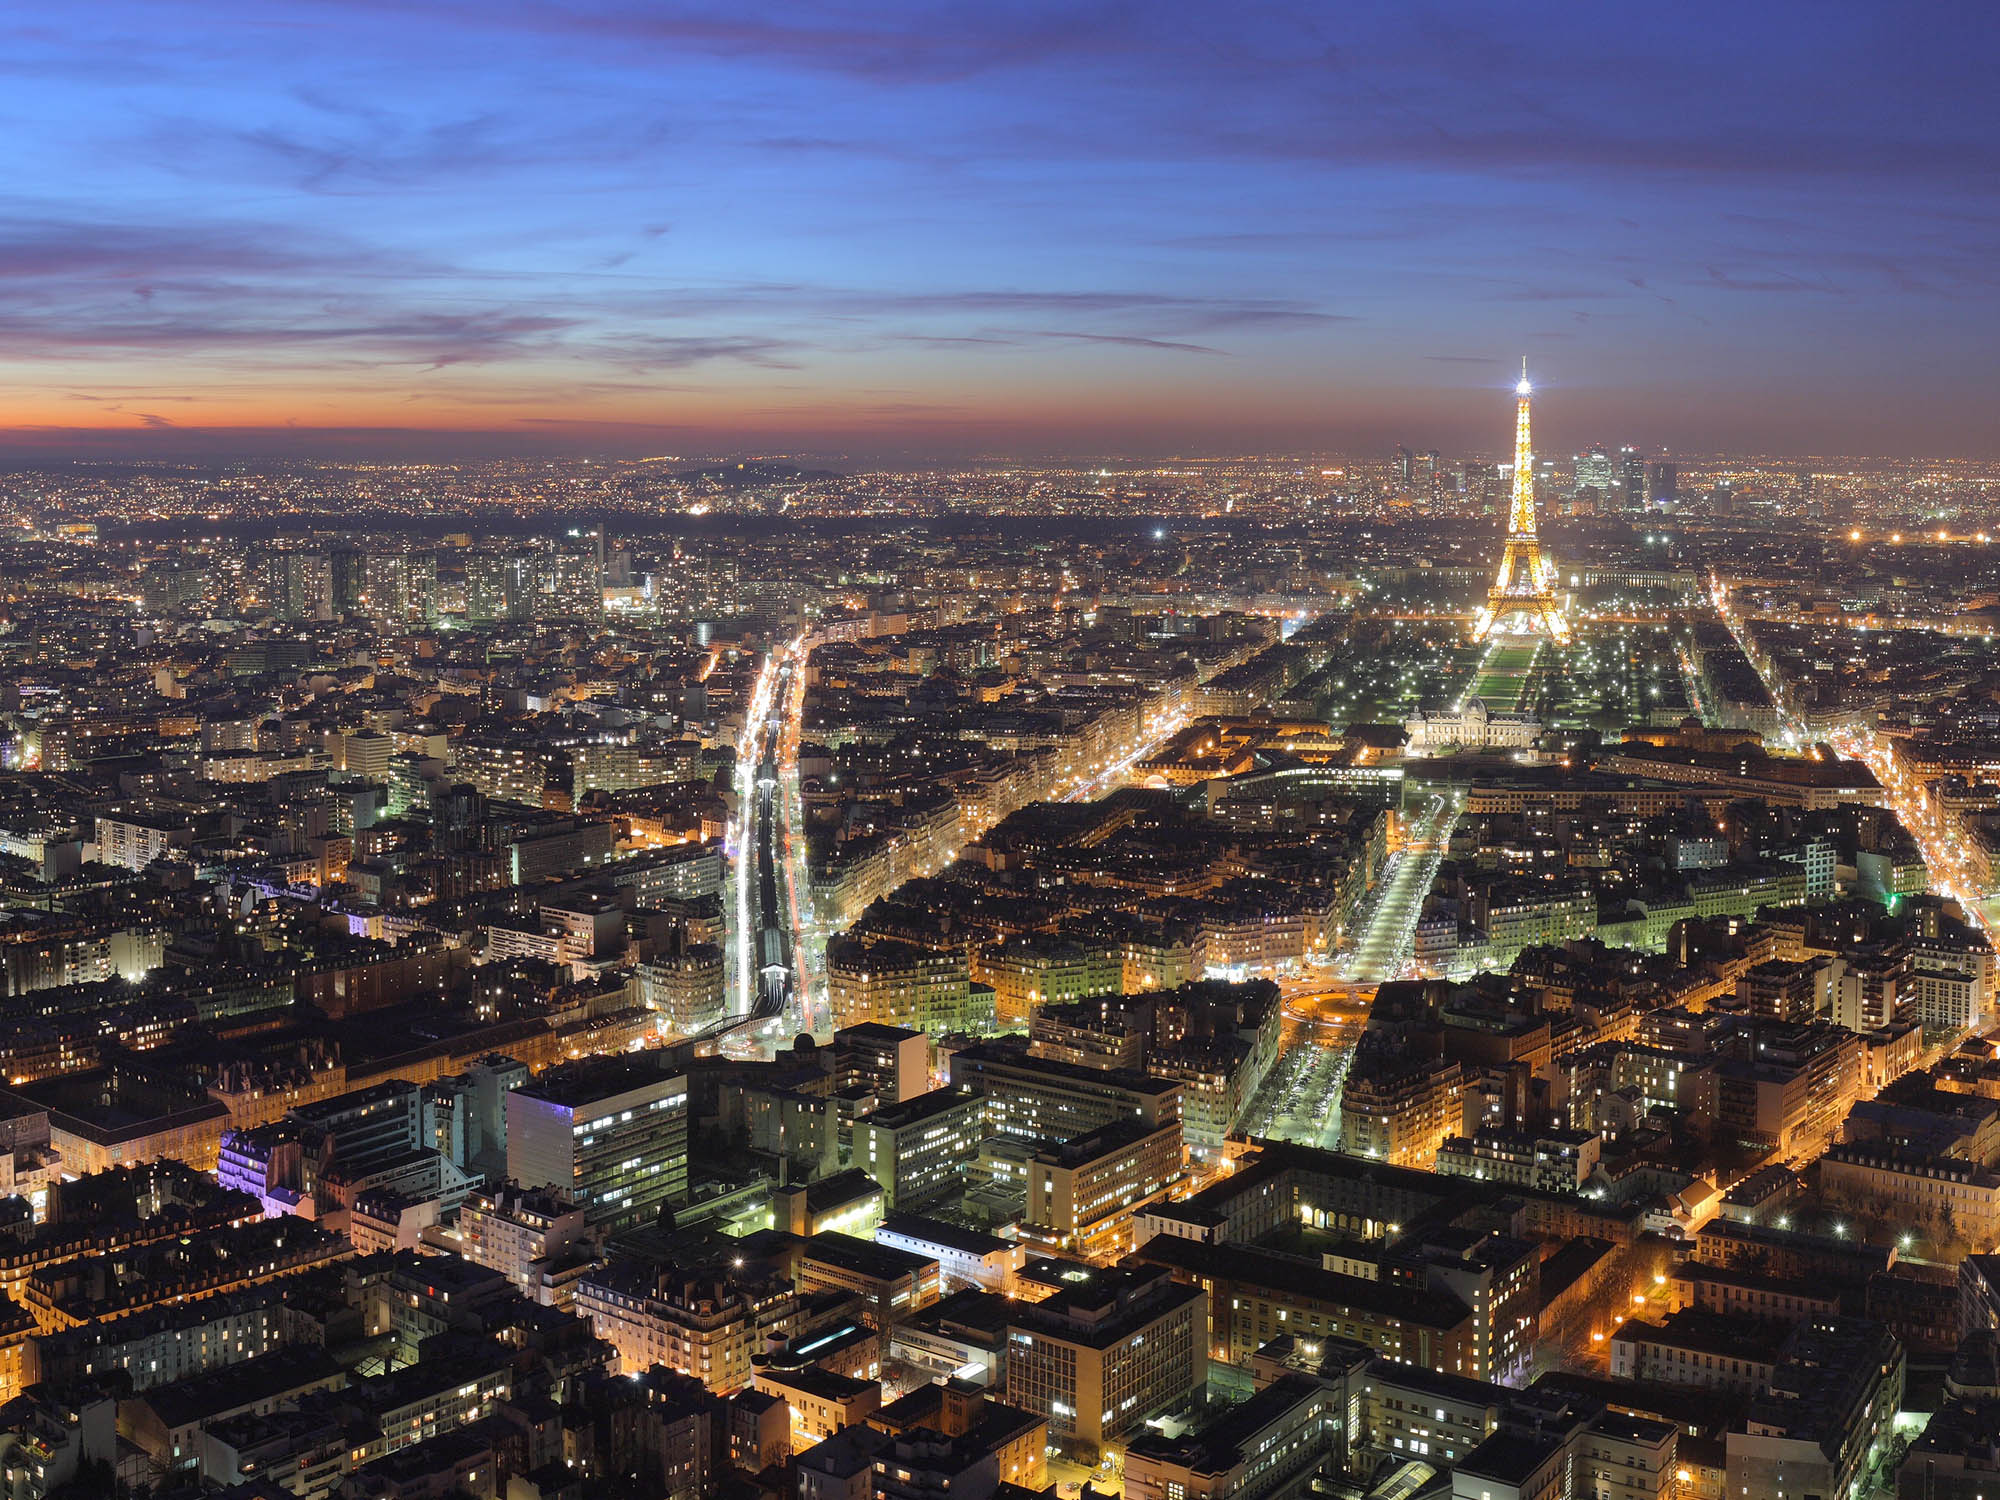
top-left (4, 1), bottom-right (1998, 461)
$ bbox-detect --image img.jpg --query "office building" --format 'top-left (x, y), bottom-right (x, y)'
top-left (852, 1087), bottom-right (985, 1212)
top-left (946, 1039), bottom-right (1181, 1149)
top-left (1124, 1373), bottom-right (1339, 1500)
top-left (1003, 1264), bottom-right (1205, 1461)
top-left (507, 1053), bottom-right (689, 1230)
top-left (1022, 1118), bottom-right (1182, 1261)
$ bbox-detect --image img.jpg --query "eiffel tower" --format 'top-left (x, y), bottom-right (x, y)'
top-left (1472, 361), bottom-right (1570, 643)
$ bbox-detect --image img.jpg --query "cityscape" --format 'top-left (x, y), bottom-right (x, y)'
top-left (5, 6), bottom-right (2000, 1500)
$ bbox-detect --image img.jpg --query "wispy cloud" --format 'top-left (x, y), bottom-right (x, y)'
top-left (1017, 330), bottom-right (1226, 356)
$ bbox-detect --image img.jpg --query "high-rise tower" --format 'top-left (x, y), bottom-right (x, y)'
top-left (1472, 362), bottom-right (1570, 644)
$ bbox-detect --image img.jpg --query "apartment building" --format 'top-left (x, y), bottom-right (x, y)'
top-left (1339, 1055), bottom-right (1465, 1168)
top-left (827, 938), bottom-right (974, 1036)
top-left (577, 1262), bottom-right (800, 1388)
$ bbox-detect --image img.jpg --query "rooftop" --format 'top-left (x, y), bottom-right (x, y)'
top-left (799, 1230), bottom-right (934, 1282)
top-left (513, 1050), bottom-right (686, 1109)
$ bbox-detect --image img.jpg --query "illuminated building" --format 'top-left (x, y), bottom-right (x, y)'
top-left (506, 1053), bottom-right (689, 1230)
top-left (1338, 1055), bottom-right (1465, 1168)
top-left (448, 1183), bottom-right (591, 1303)
top-left (1723, 1318), bottom-right (1903, 1500)
top-left (1572, 445), bottom-right (1613, 500)
top-left (1403, 696), bottom-right (1541, 755)
top-left (23, 1219), bottom-right (351, 1333)
top-left (972, 934), bottom-right (1120, 1029)
top-left (1619, 446), bottom-right (1647, 509)
top-left (770, 1170), bottom-right (884, 1237)
top-left (638, 940), bottom-right (727, 1032)
top-left (945, 1039), bottom-right (1182, 1149)
top-left (827, 937), bottom-right (975, 1036)
top-left (34, 1290), bottom-right (283, 1395)
top-left (853, 1087), bottom-right (985, 1212)
top-left (1123, 1373), bottom-right (1340, 1500)
top-left (1435, 1126), bottom-right (1601, 1194)
top-left (263, 549), bottom-right (333, 622)
top-left (1002, 1263), bottom-right (1205, 1462)
top-left (755, 1363), bottom-right (880, 1452)
top-left (875, 1215), bottom-right (1024, 1295)
top-left (454, 740), bottom-right (569, 806)
top-left (1820, 1146), bottom-right (2000, 1247)
top-left (1020, 1117), bottom-right (1183, 1261)
top-left (889, 1288), bottom-right (1015, 1387)
top-left (465, 553), bottom-right (534, 623)
top-left (1471, 364), bottom-right (1570, 644)
top-left (1129, 1236), bottom-right (1474, 1373)
top-left (794, 1232), bottom-right (941, 1325)
top-left (1358, 1357), bottom-right (1502, 1470)
top-left (577, 1261), bottom-right (800, 1386)
top-left (868, 1382), bottom-right (1049, 1496)
top-left (91, 809), bottom-right (192, 872)
top-left (832, 1022), bottom-right (931, 1105)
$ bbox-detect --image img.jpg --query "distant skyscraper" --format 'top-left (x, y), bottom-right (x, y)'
top-left (330, 549), bottom-right (366, 616)
top-left (547, 548), bottom-right (605, 621)
top-left (354, 550), bottom-right (440, 625)
top-left (141, 562), bottom-right (204, 617)
top-left (408, 551), bottom-right (439, 624)
top-left (1574, 446), bottom-right (1613, 499)
top-left (265, 550), bottom-right (333, 621)
top-left (1647, 460), bottom-right (1679, 505)
top-left (1394, 446), bottom-right (1414, 486)
top-left (1619, 447), bottom-right (1646, 510)
top-left (467, 554), bottom-right (534, 623)
top-left (1472, 362), bottom-right (1569, 644)
top-left (359, 553), bottom-right (409, 622)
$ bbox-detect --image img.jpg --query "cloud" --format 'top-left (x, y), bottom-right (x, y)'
top-left (0, 205), bottom-right (1343, 386)
top-left (396, 1), bottom-right (1128, 86)
top-left (592, 334), bottom-right (800, 371)
top-left (0, 218), bottom-right (409, 280)
top-left (1703, 266), bottom-right (1840, 295)
top-left (1018, 330), bottom-right (1225, 356)
top-left (142, 104), bottom-right (681, 195)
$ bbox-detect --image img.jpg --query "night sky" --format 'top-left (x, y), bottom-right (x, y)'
top-left (7, 2), bottom-right (1998, 461)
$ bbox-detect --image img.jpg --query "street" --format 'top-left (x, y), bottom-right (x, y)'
top-left (1341, 792), bottom-right (1459, 984)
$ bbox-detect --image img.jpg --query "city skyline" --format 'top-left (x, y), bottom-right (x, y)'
top-left (8, 2), bottom-right (2000, 461)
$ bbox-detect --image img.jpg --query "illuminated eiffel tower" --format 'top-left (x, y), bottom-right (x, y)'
top-left (1471, 360), bottom-right (1570, 643)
